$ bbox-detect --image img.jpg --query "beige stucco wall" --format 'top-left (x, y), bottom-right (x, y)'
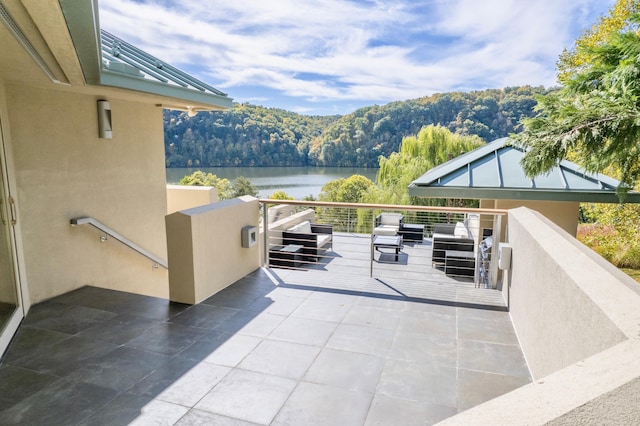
top-left (165, 196), bottom-right (260, 304)
top-left (440, 206), bottom-right (640, 425)
top-left (166, 184), bottom-right (218, 214)
top-left (482, 199), bottom-right (580, 236)
top-left (505, 207), bottom-right (627, 379)
top-left (5, 82), bottom-right (169, 303)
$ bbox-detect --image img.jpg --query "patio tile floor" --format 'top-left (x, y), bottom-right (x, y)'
top-left (0, 235), bottom-right (531, 425)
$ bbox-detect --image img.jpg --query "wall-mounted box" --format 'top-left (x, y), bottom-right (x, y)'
top-left (498, 243), bottom-right (512, 270)
top-left (241, 225), bottom-right (257, 248)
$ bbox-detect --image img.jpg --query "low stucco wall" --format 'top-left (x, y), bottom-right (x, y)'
top-left (439, 207), bottom-right (640, 424)
top-left (505, 207), bottom-right (629, 379)
top-left (165, 196), bottom-right (260, 304)
top-left (166, 184), bottom-right (218, 214)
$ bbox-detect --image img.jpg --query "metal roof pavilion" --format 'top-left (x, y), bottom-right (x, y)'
top-left (408, 138), bottom-right (640, 203)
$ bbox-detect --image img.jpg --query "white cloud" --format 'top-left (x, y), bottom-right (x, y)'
top-left (99, 0), bottom-right (616, 113)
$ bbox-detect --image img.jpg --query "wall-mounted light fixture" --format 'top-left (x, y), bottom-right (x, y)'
top-left (97, 100), bottom-right (112, 139)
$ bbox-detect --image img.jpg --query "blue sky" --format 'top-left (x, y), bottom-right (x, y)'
top-left (99, 0), bottom-right (616, 116)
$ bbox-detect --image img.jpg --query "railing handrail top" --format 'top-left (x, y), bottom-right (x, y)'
top-left (258, 199), bottom-right (508, 215)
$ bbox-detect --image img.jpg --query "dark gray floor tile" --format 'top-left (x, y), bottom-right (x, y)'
top-left (1, 326), bottom-right (71, 365)
top-left (239, 339), bottom-right (320, 379)
top-left (195, 369), bottom-right (297, 425)
top-left (169, 304), bottom-right (239, 329)
top-left (457, 368), bottom-right (531, 411)
top-left (77, 313), bottom-right (159, 345)
top-left (77, 392), bottom-right (154, 426)
top-left (11, 335), bottom-right (119, 376)
top-left (123, 297), bottom-right (189, 321)
top-left (458, 339), bottom-right (530, 378)
top-left (22, 302), bottom-right (117, 334)
top-left (272, 381), bottom-right (372, 426)
top-left (128, 356), bottom-right (202, 398)
top-left (201, 287), bottom-right (264, 309)
top-left (125, 322), bottom-right (209, 356)
top-left (81, 397), bottom-right (188, 425)
top-left (0, 365), bottom-right (60, 411)
top-left (365, 394), bottom-right (457, 426)
top-left (65, 346), bottom-right (172, 391)
top-left (304, 348), bottom-right (384, 393)
top-left (213, 310), bottom-right (284, 337)
top-left (1, 379), bottom-right (118, 425)
top-left (177, 329), bottom-right (233, 360)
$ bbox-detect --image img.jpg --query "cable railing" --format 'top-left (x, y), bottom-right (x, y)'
top-left (70, 216), bottom-right (168, 269)
top-left (259, 199), bottom-right (507, 289)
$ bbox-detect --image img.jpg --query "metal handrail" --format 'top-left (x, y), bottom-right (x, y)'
top-left (70, 217), bottom-right (168, 269)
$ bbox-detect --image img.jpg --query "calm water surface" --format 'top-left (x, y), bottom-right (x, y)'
top-left (166, 167), bottom-right (379, 199)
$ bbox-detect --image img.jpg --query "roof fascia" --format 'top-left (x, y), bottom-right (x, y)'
top-left (58, 0), bottom-right (101, 85)
top-left (100, 70), bottom-right (233, 109)
top-left (407, 184), bottom-right (640, 203)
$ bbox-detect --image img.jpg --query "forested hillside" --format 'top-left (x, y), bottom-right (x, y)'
top-left (164, 86), bottom-right (550, 168)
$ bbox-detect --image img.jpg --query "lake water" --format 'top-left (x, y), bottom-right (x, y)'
top-left (166, 166), bottom-right (379, 199)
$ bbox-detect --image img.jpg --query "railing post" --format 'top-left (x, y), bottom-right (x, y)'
top-left (490, 214), bottom-right (502, 289)
top-left (370, 208), bottom-right (375, 277)
top-left (262, 201), bottom-right (269, 267)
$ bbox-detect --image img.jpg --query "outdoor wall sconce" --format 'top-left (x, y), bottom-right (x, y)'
top-left (241, 225), bottom-right (257, 248)
top-left (98, 100), bottom-right (112, 139)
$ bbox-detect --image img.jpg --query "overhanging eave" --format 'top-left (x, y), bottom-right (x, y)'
top-left (100, 71), bottom-right (233, 110)
top-left (408, 184), bottom-right (640, 203)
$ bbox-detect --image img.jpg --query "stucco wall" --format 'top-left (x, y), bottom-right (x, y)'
top-left (6, 83), bottom-right (169, 302)
top-left (165, 196), bottom-right (260, 304)
top-left (505, 207), bottom-right (626, 379)
top-left (439, 206), bottom-right (640, 425)
top-left (166, 184), bottom-right (218, 214)
top-left (490, 199), bottom-right (580, 236)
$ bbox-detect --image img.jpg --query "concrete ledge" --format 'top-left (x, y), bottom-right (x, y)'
top-left (166, 184), bottom-right (218, 214)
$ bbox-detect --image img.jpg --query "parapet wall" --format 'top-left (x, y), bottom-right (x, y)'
top-left (439, 206), bottom-right (640, 424)
top-left (165, 196), bottom-right (260, 304)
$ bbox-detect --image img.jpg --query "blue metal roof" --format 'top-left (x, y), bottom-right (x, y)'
top-left (99, 30), bottom-right (232, 110)
top-left (409, 138), bottom-right (640, 203)
top-left (59, 1), bottom-right (232, 111)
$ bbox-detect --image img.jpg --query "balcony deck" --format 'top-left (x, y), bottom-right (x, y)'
top-left (0, 233), bottom-right (529, 425)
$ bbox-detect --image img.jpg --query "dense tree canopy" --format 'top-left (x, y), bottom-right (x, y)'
top-left (165, 87), bottom-right (545, 168)
top-left (514, 12), bottom-right (640, 193)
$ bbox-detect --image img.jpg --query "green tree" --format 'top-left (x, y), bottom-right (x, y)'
top-left (557, 0), bottom-right (640, 83)
top-left (375, 125), bottom-right (484, 205)
top-left (179, 171), bottom-right (232, 199)
top-left (269, 190), bottom-right (294, 200)
top-left (514, 13), bottom-right (640, 193)
top-left (230, 176), bottom-right (259, 198)
top-left (317, 175), bottom-right (375, 231)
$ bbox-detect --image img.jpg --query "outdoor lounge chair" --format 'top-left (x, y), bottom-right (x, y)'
top-left (373, 213), bottom-right (404, 236)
